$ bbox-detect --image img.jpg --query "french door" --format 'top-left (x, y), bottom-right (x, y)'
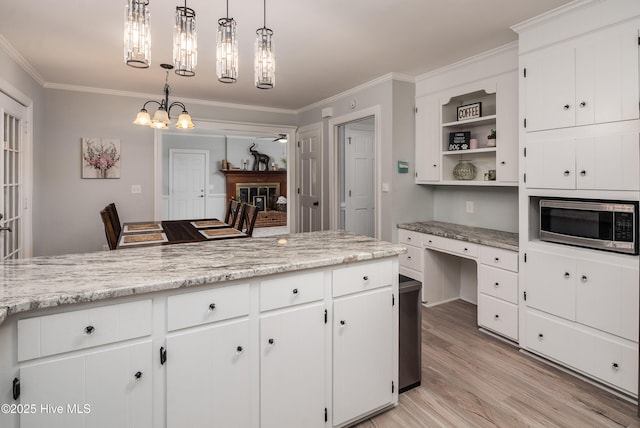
top-left (0, 91), bottom-right (28, 259)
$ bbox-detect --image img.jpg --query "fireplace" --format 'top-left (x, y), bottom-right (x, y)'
top-left (221, 170), bottom-right (287, 227)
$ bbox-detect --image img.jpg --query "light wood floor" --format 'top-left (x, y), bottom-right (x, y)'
top-left (354, 300), bottom-right (640, 428)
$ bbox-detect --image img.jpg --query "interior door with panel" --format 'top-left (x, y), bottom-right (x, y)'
top-left (298, 124), bottom-right (323, 232)
top-left (169, 149), bottom-right (207, 219)
top-left (345, 124), bottom-right (375, 238)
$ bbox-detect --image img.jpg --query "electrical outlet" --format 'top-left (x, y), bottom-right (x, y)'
top-left (466, 201), bottom-right (474, 213)
top-left (131, 184), bottom-right (142, 194)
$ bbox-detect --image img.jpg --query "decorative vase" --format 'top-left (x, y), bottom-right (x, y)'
top-left (452, 160), bottom-right (477, 180)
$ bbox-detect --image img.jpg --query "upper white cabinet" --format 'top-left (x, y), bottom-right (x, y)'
top-left (522, 21), bottom-right (640, 132)
top-left (415, 73), bottom-right (519, 186)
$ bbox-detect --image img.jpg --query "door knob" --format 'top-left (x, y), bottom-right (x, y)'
top-left (0, 226), bottom-right (11, 232)
top-left (313, 201), bottom-right (319, 206)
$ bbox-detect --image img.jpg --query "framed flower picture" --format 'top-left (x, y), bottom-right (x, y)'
top-left (82, 137), bottom-right (121, 179)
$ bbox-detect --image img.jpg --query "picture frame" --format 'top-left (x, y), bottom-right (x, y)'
top-left (82, 137), bottom-right (121, 179)
top-left (448, 131), bottom-right (471, 151)
top-left (253, 195), bottom-right (266, 211)
top-left (457, 102), bottom-right (482, 121)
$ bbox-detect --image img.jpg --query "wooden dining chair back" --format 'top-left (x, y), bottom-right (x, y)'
top-left (224, 199), bottom-right (242, 228)
top-left (106, 203), bottom-right (122, 241)
top-left (100, 208), bottom-right (119, 250)
top-left (238, 203), bottom-right (259, 237)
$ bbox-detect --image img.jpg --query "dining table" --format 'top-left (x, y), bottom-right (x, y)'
top-left (116, 218), bottom-right (247, 249)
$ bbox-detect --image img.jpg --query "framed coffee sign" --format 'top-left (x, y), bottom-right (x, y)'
top-left (457, 102), bottom-right (482, 121)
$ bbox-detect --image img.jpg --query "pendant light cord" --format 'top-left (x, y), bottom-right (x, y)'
top-left (263, 0), bottom-right (266, 27)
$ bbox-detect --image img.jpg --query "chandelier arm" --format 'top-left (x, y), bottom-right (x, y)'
top-left (141, 100), bottom-right (162, 111)
top-left (168, 102), bottom-right (188, 117)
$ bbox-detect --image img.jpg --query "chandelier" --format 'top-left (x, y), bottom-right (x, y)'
top-left (255, 0), bottom-right (275, 89)
top-left (217, 0), bottom-right (238, 83)
top-left (173, 0), bottom-right (197, 77)
top-left (124, 0), bottom-right (151, 68)
top-left (133, 64), bottom-right (195, 129)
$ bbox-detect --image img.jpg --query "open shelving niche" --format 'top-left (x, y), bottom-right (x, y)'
top-left (440, 89), bottom-right (498, 184)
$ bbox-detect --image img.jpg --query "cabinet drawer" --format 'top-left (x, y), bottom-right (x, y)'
top-left (260, 271), bottom-right (324, 311)
top-left (479, 247), bottom-right (518, 272)
top-left (398, 229), bottom-right (422, 247)
top-left (478, 294), bottom-right (518, 341)
top-left (167, 283), bottom-right (250, 331)
top-left (332, 260), bottom-right (393, 297)
top-left (399, 245), bottom-right (422, 273)
top-left (18, 300), bottom-right (152, 361)
top-left (478, 265), bottom-right (518, 304)
top-left (423, 234), bottom-right (478, 258)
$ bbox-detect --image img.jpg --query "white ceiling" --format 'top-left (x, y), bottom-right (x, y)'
top-left (0, 0), bottom-right (572, 111)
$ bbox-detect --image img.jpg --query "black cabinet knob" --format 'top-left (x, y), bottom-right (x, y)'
top-left (580, 170), bottom-right (586, 176)
top-left (209, 303), bottom-right (216, 311)
top-left (292, 288), bottom-right (298, 295)
top-left (538, 333), bottom-right (544, 340)
top-left (84, 325), bottom-right (95, 335)
top-left (564, 272), bottom-right (571, 279)
top-left (268, 338), bottom-right (275, 345)
top-left (579, 101), bottom-right (587, 107)
top-left (237, 346), bottom-right (243, 353)
top-left (494, 282), bottom-right (500, 288)
top-left (494, 314), bottom-right (500, 320)
top-left (340, 320), bottom-right (346, 326)
top-left (563, 170), bottom-right (570, 176)
top-left (563, 104), bottom-right (570, 110)
top-left (363, 276), bottom-right (369, 281)
top-left (134, 371), bottom-right (143, 380)
top-left (612, 362), bottom-right (619, 370)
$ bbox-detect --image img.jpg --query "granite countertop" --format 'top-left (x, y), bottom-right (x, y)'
top-left (397, 221), bottom-right (518, 251)
top-left (0, 231), bottom-right (406, 325)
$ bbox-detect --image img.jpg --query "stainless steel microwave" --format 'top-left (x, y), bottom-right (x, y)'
top-left (539, 199), bottom-right (638, 255)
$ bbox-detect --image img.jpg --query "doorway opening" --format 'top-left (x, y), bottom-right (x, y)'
top-left (329, 107), bottom-right (380, 238)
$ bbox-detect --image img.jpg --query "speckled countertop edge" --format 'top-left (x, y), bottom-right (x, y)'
top-left (0, 231), bottom-right (406, 325)
top-left (397, 221), bottom-right (518, 251)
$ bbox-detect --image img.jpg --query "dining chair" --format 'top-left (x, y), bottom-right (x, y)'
top-left (100, 208), bottom-right (119, 250)
top-left (224, 199), bottom-right (242, 228)
top-left (237, 203), bottom-right (259, 237)
top-left (106, 203), bottom-right (122, 241)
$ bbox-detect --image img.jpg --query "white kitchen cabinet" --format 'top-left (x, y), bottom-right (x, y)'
top-left (260, 304), bottom-right (326, 428)
top-left (398, 229), bottom-right (423, 281)
top-left (20, 341), bottom-right (152, 428)
top-left (477, 246), bottom-right (519, 341)
top-left (332, 287), bottom-right (394, 427)
top-left (523, 21), bottom-right (640, 132)
top-left (525, 131), bottom-right (640, 191)
top-left (415, 94), bottom-right (441, 183)
top-left (166, 320), bottom-right (250, 428)
top-left (525, 249), bottom-right (576, 322)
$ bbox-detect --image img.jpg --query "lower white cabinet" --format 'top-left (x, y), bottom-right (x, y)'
top-left (260, 303), bottom-right (326, 428)
top-left (166, 320), bottom-right (250, 428)
top-left (20, 341), bottom-right (152, 428)
top-left (333, 287), bottom-right (394, 426)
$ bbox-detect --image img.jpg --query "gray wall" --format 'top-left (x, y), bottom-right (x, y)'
top-left (297, 77), bottom-right (433, 243)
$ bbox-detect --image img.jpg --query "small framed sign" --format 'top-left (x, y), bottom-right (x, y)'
top-left (457, 102), bottom-right (482, 121)
top-left (448, 131), bottom-right (471, 151)
top-left (253, 196), bottom-right (266, 211)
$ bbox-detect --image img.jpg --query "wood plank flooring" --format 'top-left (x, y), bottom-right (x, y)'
top-left (354, 300), bottom-right (640, 428)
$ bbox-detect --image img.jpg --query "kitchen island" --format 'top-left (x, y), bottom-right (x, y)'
top-left (0, 231), bottom-right (405, 428)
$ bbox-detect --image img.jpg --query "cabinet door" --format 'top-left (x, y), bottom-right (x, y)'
top-left (576, 260), bottom-right (639, 341)
top-left (575, 23), bottom-right (640, 126)
top-left (523, 46), bottom-right (575, 132)
top-left (20, 341), bottom-right (152, 428)
top-left (333, 287), bottom-right (393, 426)
top-left (495, 72), bottom-right (519, 182)
top-left (415, 95), bottom-right (440, 182)
top-left (260, 303), bottom-right (325, 428)
top-left (166, 320), bottom-right (250, 428)
top-left (575, 132), bottom-right (640, 191)
top-left (525, 137), bottom-right (575, 189)
top-left (525, 250), bottom-right (576, 321)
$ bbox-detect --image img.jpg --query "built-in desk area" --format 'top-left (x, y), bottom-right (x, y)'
top-left (397, 221), bottom-right (519, 342)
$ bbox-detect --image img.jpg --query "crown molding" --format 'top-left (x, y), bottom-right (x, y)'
top-left (0, 34), bottom-right (46, 87)
top-left (296, 72), bottom-right (415, 114)
top-left (511, 0), bottom-right (592, 34)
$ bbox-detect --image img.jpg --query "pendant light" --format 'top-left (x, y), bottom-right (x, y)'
top-left (217, 0), bottom-right (238, 83)
top-left (255, 0), bottom-right (275, 89)
top-left (173, 0), bottom-right (197, 77)
top-left (133, 64), bottom-right (194, 129)
top-left (124, 0), bottom-right (151, 68)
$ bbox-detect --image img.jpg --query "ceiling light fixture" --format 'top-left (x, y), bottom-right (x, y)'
top-left (217, 0), bottom-right (238, 83)
top-left (173, 0), bottom-right (197, 77)
top-left (124, 0), bottom-right (151, 68)
top-left (133, 64), bottom-right (194, 129)
top-left (255, 0), bottom-right (275, 89)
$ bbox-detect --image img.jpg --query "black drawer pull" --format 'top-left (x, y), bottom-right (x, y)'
top-left (84, 325), bottom-right (95, 335)
top-left (209, 303), bottom-right (216, 311)
top-left (494, 314), bottom-right (500, 320)
top-left (538, 333), bottom-right (544, 340)
top-left (292, 288), bottom-right (298, 295)
top-left (340, 320), bottom-right (346, 326)
top-left (160, 347), bottom-right (167, 365)
top-left (268, 338), bottom-right (275, 345)
top-left (363, 276), bottom-right (369, 281)
top-left (12, 378), bottom-right (20, 400)
top-left (612, 362), bottom-right (619, 370)
top-left (236, 346), bottom-right (244, 353)
top-left (134, 371), bottom-right (143, 380)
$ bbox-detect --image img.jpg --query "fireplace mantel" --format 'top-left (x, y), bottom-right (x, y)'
top-left (221, 170), bottom-right (287, 201)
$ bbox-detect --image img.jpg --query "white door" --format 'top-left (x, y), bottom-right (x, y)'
top-left (260, 304), bottom-right (325, 428)
top-left (169, 150), bottom-right (207, 219)
top-left (0, 92), bottom-right (29, 259)
top-left (298, 124), bottom-right (322, 232)
top-left (166, 320), bottom-right (250, 428)
top-left (333, 287), bottom-right (393, 426)
top-left (345, 124), bottom-right (375, 237)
